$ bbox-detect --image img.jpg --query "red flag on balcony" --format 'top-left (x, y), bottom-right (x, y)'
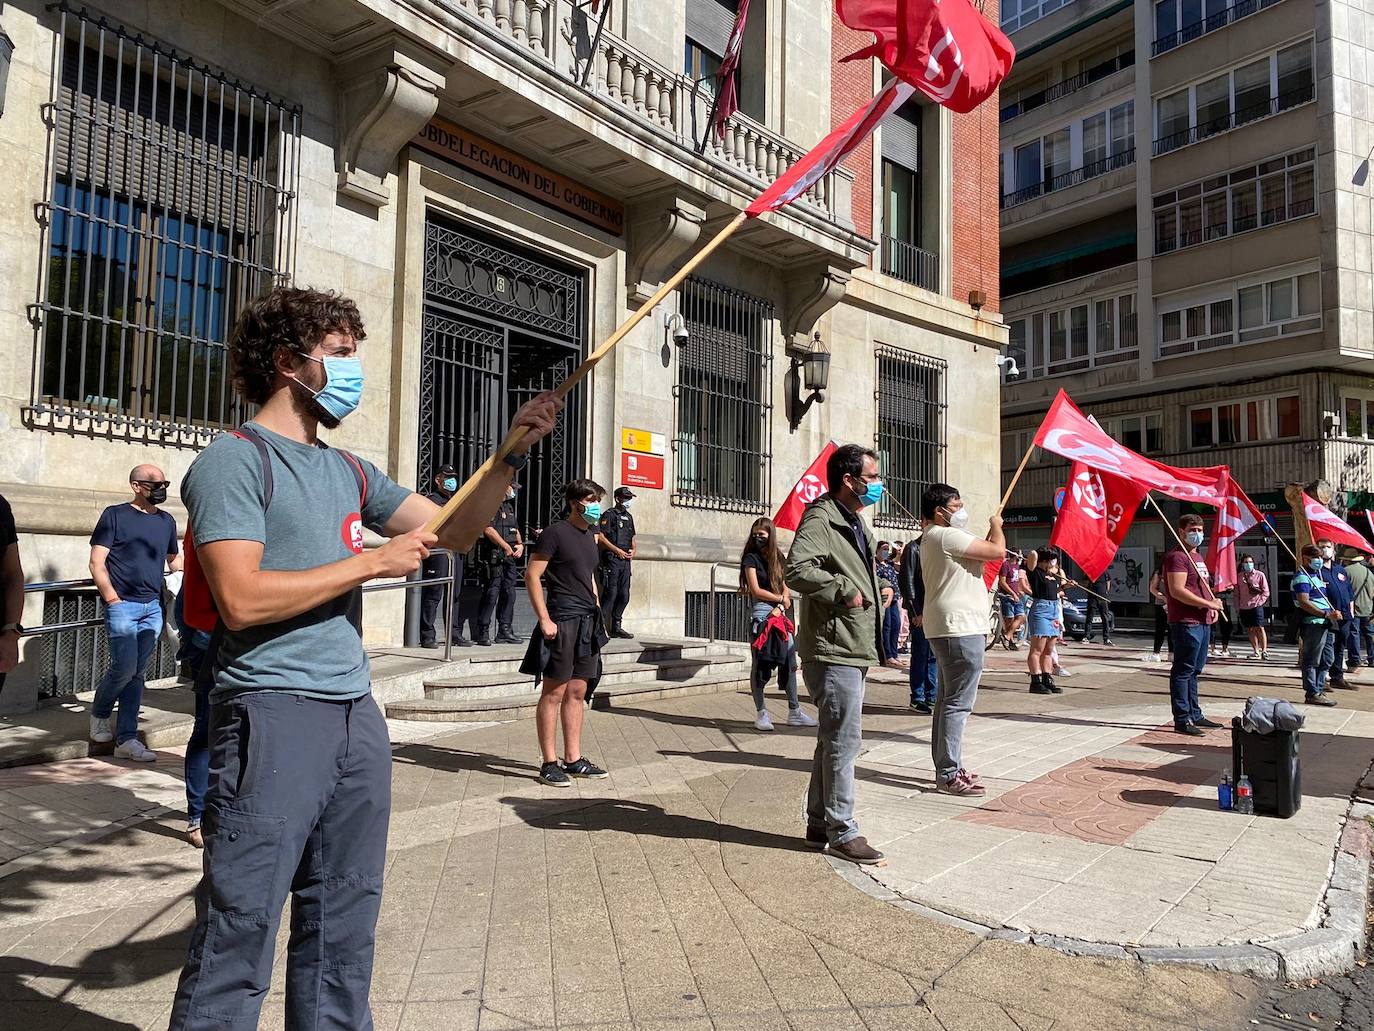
top-left (711, 0), bottom-right (752, 141)
top-left (747, 78), bottom-right (914, 216)
top-left (836, 0), bottom-right (1015, 114)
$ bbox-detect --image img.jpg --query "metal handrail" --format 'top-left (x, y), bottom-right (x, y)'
top-left (1152, 86), bottom-right (1313, 157)
top-left (999, 51), bottom-right (1135, 123)
top-left (19, 560), bottom-right (460, 662)
top-left (1001, 148), bottom-right (1135, 208)
top-left (1152, 0), bottom-right (1284, 56)
top-left (705, 562), bottom-right (740, 645)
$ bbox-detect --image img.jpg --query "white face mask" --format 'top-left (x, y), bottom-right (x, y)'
top-left (1320, 546), bottom-right (1335, 560)
top-left (942, 506), bottom-right (970, 530)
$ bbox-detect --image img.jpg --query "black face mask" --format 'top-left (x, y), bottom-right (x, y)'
top-left (753, 536), bottom-right (769, 548)
top-left (147, 486), bottom-right (168, 506)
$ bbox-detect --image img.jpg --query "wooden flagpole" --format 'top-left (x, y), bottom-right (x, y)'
top-left (425, 212), bottom-right (749, 535)
top-left (996, 440), bottom-right (1036, 517)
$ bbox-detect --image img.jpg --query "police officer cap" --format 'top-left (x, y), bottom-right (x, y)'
top-left (437, 464), bottom-right (457, 477)
top-left (615, 487), bottom-right (635, 500)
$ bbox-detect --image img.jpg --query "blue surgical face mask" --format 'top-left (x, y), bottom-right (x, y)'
top-left (1184, 531), bottom-right (1204, 548)
top-left (860, 480), bottom-right (885, 507)
top-left (294, 352), bottom-right (364, 422)
top-left (442, 477), bottom-right (458, 493)
top-left (1310, 558), bottom-right (1326, 574)
top-left (581, 501), bottom-right (602, 523)
top-left (1241, 562), bottom-right (1254, 572)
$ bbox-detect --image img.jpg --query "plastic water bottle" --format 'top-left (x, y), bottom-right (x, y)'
top-left (1218, 771), bottom-right (1232, 811)
top-left (1235, 774), bottom-right (1254, 815)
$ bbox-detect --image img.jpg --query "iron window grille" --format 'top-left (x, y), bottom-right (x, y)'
top-left (28, 5), bottom-right (301, 445)
top-left (873, 346), bottom-right (947, 530)
top-left (672, 277), bottom-right (774, 513)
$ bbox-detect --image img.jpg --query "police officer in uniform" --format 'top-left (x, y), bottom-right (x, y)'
top-left (419, 465), bottom-right (471, 647)
top-left (475, 483), bottom-right (524, 645)
top-left (597, 487), bottom-right (637, 639)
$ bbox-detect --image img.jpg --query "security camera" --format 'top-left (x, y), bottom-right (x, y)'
top-left (995, 354), bottom-right (1020, 378)
top-left (666, 312), bottom-right (689, 346)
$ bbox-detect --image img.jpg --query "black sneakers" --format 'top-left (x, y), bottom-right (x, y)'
top-left (563, 757), bottom-right (609, 779)
top-left (1174, 723), bottom-right (1203, 736)
top-left (1193, 717), bottom-right (1223, 729)
top-left (539, 761), bottom-right (571, 787)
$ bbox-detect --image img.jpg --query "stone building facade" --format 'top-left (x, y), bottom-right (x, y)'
top-left (0, 0), bottom-right (1005, 713)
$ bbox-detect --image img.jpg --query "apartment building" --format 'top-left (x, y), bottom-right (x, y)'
top-left (0, 0), bottom-right (1004, 712)
top-left (996, 0), bottom-right (1374, 612)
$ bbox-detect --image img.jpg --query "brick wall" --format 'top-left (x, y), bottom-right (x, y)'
top-left (951, 91), bottom-right (1001, 313)
top-left (831, 15), bottom-right (875, 241)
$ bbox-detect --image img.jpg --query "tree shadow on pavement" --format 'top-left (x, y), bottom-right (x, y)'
top-left (501, 795), bottom-right (807, 852)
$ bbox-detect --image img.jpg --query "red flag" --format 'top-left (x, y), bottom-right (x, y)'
top-left (747, 79), bottom-right (914, 216)
top-left (1048, 463), bottom-right (1147, 581)
top-left (836, 0), bottom-right (1015, 114)
top-left (835, 0), bottom-right (898, 64)
top-left (1206, 474), bottom-right (1264, 590)
top-left (1033, 390), bottom-right (1232, 506)
top-left (773, 441), bottom-right (839, 531)
top-left (712, 0), bottom-right (752, 141)
top-left (982, 559), bottom-right (1001, 591)
top-left (1303, 493), bottom-right (1374, 554)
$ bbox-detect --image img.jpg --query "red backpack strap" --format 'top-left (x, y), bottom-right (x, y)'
top-left (337, 450), bottom-right (368, 509)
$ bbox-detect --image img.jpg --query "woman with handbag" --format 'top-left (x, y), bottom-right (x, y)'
top-left (740, 518), bottom-right (817, 732)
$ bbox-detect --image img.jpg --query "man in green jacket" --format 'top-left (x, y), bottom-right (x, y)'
top-left (785, 444), bottom-right (886, 866)
top-left (1345, 551), bottom-right (1374, 668)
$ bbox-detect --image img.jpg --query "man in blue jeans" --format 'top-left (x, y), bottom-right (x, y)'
top-left (1294, 544), bottom-right (1340, 706)
top-left (88, 466), bottom-right (181, 761)
top-left (898, 534), bottom-right (938, 714)
top-left (1164, 514), bottom-right (1225, 736)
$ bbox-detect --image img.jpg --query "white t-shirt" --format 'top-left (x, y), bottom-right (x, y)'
top-left (919, 525), bottom-right (991, 639)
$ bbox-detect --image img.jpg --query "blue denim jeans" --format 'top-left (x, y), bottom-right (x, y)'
top-left (908, 622), bottom-right (938, 704)
top-left (802, 662), bottom-right (867, 847)
top-left (882, 603), bottom-right (901, 661)
top-left (1300, 622), bottom-right (1335, 697)
top-left (185, 687), bottom-right (211, 826)
top-left (1349, 615), bottom-right (1374, 666)
top-left (1168, 622), bottom-right (1210, 729)
top-left (93, 599), bottom-right (163, 745)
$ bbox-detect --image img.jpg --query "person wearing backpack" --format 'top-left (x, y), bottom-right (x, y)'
top-left (168, 287), bottom-right (560, 1031)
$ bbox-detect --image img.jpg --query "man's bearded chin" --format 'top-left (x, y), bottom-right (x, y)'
top-left (290, 377), bottom-right (342, 429)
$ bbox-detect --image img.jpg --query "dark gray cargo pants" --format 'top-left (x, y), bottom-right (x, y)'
top-left (169, 691), bottom-right (392, 1030)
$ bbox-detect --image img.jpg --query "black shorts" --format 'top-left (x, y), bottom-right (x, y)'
top-left (545, 619), bottom-right (601, 683)
top-left (1239, 607), bottom-right (1265, 629)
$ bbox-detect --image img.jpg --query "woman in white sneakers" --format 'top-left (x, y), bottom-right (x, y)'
top-left (740, 518), bottom-right (816, 731)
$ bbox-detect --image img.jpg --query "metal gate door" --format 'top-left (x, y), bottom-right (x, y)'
top-left (419, 214), bottom-right (588, 568)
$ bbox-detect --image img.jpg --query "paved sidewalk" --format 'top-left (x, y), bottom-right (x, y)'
top-left (1, 645), bottom-right (1362, 1029)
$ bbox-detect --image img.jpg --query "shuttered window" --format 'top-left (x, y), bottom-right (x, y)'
top-left (685, 0), bottom-right (739, 57)
top-left (32, 6), bottom-right (301, 441)
top-left (881, 111), bottom-right (921, 170)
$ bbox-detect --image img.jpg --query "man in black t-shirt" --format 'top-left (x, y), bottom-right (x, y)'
top-left (525, 478), bottom-right (610, 787)
top-left (88, 466), bottom-right (182, 760)
top-left (0, 493), bottom-right (23, 696)
top-left (1086, 570), bottom-right (1114, 645)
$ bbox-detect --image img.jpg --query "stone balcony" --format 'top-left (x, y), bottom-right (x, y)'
top-left (214, 0), bottom-right (871, 323)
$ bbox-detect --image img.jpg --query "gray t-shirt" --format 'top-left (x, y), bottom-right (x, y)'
top-left (183, 422), bottom-right (411, 701)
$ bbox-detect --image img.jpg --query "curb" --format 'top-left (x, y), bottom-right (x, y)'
top-left (829, 793), bottom-right (1373, 982)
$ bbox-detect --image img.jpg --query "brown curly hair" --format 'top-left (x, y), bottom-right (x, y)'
top-left (228, 287), bottom-right (367, 405)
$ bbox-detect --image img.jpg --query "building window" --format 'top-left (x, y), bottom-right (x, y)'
top-left (1004, 102), bottom-right (1134, 205)
top-left (31, 11), bottom-right (299, 440)
top-left (1153, 41), bottom-right (1314, 156)
top-left (1188, 394), bottom-right (1301, 448)
top-left (1159, 268), bottom-right (1320, 358)
top-left (1342, 390), bottom-right (1374, 439)
top-left (685, 0), bottom-right (740, 101)
top-left (1002, 0), bottom-right (1069, 33)
top-left (874, 346), bottom-right (946, 529)
top-left (673, 278), bottom-right (773, 512)
top-left (1013, 292), bottom-right (1138, 380)
top-left (1154, 148), bottom-right (1316, 254)
top-left (880, 108), bottom-right (938, 291)
top-left (1154, 0), bottom-right (1284, 55)
top-left (1109, 412), bottom-right (1164, 454)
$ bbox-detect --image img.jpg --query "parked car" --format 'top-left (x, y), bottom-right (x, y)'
top-left (1060, 589), bottom-right (1108, 642)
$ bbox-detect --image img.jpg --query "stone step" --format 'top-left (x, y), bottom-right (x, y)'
top-left (448, 638), bottom-right (737, 676)
top-left (424, 655), bottom-right (751, 700)
top-left (385, 669), bottom-right (752, 722)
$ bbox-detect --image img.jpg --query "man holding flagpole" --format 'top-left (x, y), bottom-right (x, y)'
top-left (1164, 514), bottom-right (1225, 736)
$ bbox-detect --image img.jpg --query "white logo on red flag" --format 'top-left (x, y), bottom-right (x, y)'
top-left (773, 442), bottom-right (839, 531)
top-left (1303, 493), bottom-right (1374, 554)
